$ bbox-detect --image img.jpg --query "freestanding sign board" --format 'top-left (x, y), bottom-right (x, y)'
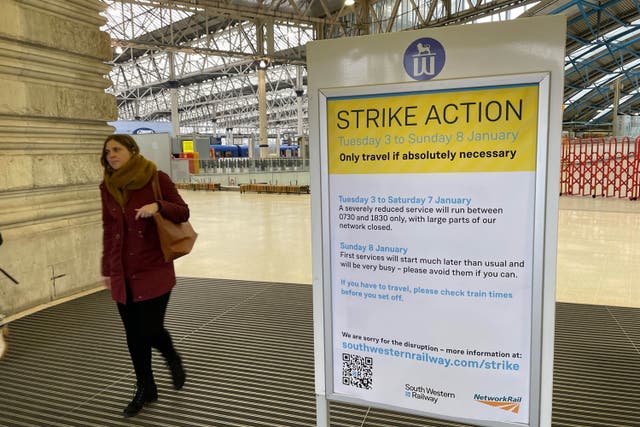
top-left (309, 16), bottom-right (566, 427)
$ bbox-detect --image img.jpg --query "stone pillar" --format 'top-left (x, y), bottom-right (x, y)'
top-left (0, 0), bottom-right (116, 318)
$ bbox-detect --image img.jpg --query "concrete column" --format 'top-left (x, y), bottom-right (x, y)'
top-left (249, 134), bottom-right (256, 159)
top-left (612, 77), bottom-right (621, 137)
top-left (0, 0), bottom-right (116, 317)
top-left (226, 127), bottom-right (233, 146)
top-left (297, 99), bottom-right (304, 137)
top-left (170, 89), bottom-right (179, 136)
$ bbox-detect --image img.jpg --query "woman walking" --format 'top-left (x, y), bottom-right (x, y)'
top-left (100, 134), bottom-right (187, 417)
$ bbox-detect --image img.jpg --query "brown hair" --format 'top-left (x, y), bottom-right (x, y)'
top-left (101, 134), bottom-right (140, 172)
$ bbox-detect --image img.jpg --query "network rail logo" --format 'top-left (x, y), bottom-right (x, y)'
top-left (403, 38), bottom-right (445, 80)
top-left (474, 393), bottom-right (522, 414)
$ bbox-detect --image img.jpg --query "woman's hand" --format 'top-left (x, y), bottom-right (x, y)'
top-left (135, 202), bottom-right (159, 220)
top-left (103, 276), bottom-right (112, 290)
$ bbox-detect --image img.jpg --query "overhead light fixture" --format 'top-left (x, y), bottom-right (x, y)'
top-left (258, 59), bottom-right (267, 69)
top-left (115, 46), bottom-right (123, 54)
top-left (345, 0), bottom-right (355, 6)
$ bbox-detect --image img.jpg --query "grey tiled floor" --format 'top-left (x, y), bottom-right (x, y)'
top-left (0, 278), bottom-right (639, 426)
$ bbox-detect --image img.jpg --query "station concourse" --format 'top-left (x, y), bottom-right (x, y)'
top-left (0, 1), bottom-right (639, 426)
top-left (0, 191), bottom-right (639, 426)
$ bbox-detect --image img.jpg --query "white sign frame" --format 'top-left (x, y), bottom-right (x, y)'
top-left (317, 72), bottom-right (551, 427)
top-left (309, 16), bottom-right (565, 427)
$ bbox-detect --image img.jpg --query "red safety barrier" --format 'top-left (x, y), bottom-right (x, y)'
top-left (179, 151), bottom-right (200, 174)
top-left (560, 136), bottom-right (640, 199)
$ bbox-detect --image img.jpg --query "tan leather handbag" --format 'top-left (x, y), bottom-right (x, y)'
top-left (151, 173), bottom-right (198, 262)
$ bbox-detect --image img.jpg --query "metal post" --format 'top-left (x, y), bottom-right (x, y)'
top-left (169, 52), bottom-right (179, 137)
top-left (258, 68), bottom-right (268, 158)
top-left (296, 65), bottom-right (304, 137)
top-left (256, 19), bottom-right (269, 158)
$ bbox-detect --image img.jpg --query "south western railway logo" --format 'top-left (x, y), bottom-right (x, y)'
top-left (474, 394), bottom-right (522, 414)
top-left (403, 37), bottom-right (445, 81)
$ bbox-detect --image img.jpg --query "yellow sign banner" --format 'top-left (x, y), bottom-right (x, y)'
top-left (182, 140), bottom-right (194, 153)
top-left (327, 84), bottom-right (539, 174)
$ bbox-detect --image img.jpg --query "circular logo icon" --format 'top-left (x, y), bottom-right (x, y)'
top-left (133, 127), bottom-right (156, 134)
top-left (403, 38), bottom-right (446, 81)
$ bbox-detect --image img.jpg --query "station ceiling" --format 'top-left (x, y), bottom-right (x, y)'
top-left (101, 0), bottom-right (640, 134)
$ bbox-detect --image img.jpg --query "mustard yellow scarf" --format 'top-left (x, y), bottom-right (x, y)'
top-left (104, 154), bottom-right (157, 207)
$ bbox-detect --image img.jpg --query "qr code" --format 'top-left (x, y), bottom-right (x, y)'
top-left (342, 353), bottom-right (373, 390)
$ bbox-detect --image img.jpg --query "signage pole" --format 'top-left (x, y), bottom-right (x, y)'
top-left (316, 394), bottom-right (330, 426)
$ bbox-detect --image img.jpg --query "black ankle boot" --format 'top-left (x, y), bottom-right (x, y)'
top-left (166, 352), bottom-right (186, 390)
top-left (123, 382), bottom-right (158, 418)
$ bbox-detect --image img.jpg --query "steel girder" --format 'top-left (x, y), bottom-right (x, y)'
top-left (524, 0), bottom-right (640, 130)
top-left (104, 0), bottom-right (313, 133)
top-left (103, 0), bottom-right (640, 134)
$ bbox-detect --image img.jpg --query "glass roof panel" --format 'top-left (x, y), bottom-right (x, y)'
top-left (101, 0), bottom-right (639, 131)
top-left (102, 1), bottom-right (194, 38)
top-left (565, 57), bottom-right (640, 108)
top-left (565, 19), bottom-right (640, 70)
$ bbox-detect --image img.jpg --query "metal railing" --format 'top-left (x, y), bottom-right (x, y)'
top-left (171, 157), bottom-right (310, 186)
top-left (197, 157), bottom-right (309, 174)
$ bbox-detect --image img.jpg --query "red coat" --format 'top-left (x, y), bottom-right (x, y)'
top-left (100, 171), bottom-right (190, 304)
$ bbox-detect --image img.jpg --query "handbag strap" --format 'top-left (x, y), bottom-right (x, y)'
top-left (151, 172), bottom-right (164, 201)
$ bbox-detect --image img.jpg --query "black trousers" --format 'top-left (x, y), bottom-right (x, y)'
top-left (117, 290), bottom-right (177, 386)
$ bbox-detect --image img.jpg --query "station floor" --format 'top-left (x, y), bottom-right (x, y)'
top-left (0, 191), bottom-right (639, 426)
top-left (176, 191), bottom-right (640, 309)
